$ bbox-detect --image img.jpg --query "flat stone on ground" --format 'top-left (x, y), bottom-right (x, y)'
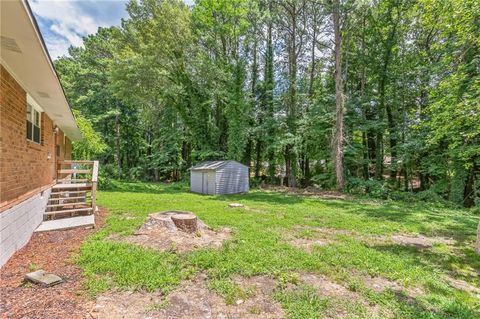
top-left (229, 203), bottom-right (244, 208)
top-left (25, 270), bottom-right (63, 287)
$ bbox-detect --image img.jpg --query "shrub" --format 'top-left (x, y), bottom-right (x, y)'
top-left (345, 177), bottom-right (390, 199)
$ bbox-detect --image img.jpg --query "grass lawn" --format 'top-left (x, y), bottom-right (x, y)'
top-left (78, 181), bottom-right (480, 318)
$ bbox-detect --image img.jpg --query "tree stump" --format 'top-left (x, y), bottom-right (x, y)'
top-left (171, 213), bottom-right (198, 233)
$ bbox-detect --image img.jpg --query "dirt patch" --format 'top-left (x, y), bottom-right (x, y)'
top-left (391, 234), bottom-right (456, 249)
top-left (90, 289), bottom-right (165, 319)
top-left (292, 225), bottom-right (357, 237)
top-left (362, 275), bottom-right (403, 293)
top-left (91, 274), bottom-right (284, 319)
top-left (0, 208), bottom-right (108, 319)
top-left (299, 273), bottom-right (358, 299)
top-left (360, 274), bottom-right (424, 298)
top-left (260, 185), bottom-right (349, 200)
top-left (298, 273), bottom-right (391, 318)
top-left (230, 275), bottom-right (284, 317)
top-left (288, 238), bottom-right (333, 252)
top-left (285, 226), bottom-right (353, 252)
top-left (444, 276), bottom-right (480, 295)
top-left (111, 211), bottom-right (232, 253)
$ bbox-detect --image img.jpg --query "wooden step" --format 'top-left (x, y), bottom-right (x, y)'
top-left (44, 207), bottom-right (93, 216)
top-left (49, 196), bottom-right (88, 202)
top-left (50, 190), bottom-right (89, 196)
top-left (58, 169), bottom-right (91, 174)
top-left (57, 178), bottom-right (90, 183)
top-left (47, 201), bottom-right (89, 208)
top-left (58, 160), bottom-right (94, 165)
top-left (52, 183), bottom-right (92, 189)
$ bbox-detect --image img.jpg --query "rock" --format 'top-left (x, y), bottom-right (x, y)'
top-left (235, 299), bottom-right (244, 305)
top-left (228, 203), bottom-right (244, 208)
top-left (25, 269), bottom-right (63, 287)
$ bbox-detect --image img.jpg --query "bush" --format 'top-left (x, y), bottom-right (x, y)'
top-left (345, 178), bottom-right (390, 199)
top-left (415, 189), bottom-right (448, 204)
top-left (98, 164), bottom-right (117, 190)
top-left (311, 172), bottom-right (334, 189)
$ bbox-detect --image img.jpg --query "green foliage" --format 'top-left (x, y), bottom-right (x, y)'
top-left (346, 178), bottom-right (391, 199)
top-left (72, 110), bottom-right (107, 160)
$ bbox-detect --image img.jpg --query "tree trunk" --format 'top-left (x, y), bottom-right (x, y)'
top-left (332, 0), bottom-right (344, 190)
top-left (303, 8), bottom-right (317, 186)
top-left (265, 8), bottom-right (276, 183)
top-left (114, 112), bottom-right (122, 175)
top-left (360, 15), bottom-right (369, 180)
top-left (463, 164), bottom-right (476, 208)
top-left (285, 2), bottom-right (298, 188)
top-left (251, 36), bottom-right (261, 178)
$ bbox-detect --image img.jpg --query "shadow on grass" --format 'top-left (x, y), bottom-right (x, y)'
top-left (389, 290), bottom-right (475, 319)
top-left (318, 199), bottom-right (478, 242)
top-left (370, 243), bottom-right (480, 287)
top-left (100, 180), bottom-right (190, 194)
top-left (214, 190), bottom-right (306, 206)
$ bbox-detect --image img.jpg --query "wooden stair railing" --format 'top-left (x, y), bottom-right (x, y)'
top-left (44, 160), bottom-right (99, 220)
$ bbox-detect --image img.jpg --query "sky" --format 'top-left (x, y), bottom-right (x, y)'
top-left (29, 0), bottom-right (195, 60)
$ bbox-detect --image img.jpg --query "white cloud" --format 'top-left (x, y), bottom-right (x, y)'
top-left (29, 0), bottom-right (127, 59)
top-left (30, 0), bottom-right (194, 59)
top-left (50, 23), bottom-right (84, 47)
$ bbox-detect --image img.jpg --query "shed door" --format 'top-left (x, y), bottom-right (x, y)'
top-left (202, 172), bottom-right (208, 194)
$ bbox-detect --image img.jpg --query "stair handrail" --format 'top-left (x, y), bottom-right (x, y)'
top-left (56, 159), bottom-right (99, 213)
top-left (91, 161), bottom-right (99, 212)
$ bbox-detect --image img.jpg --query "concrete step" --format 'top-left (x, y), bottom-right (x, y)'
top-left (35, 215), bottom-right (95, 232)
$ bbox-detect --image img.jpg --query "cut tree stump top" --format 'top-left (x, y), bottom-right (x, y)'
top-left (171, 213), bottom-right (198, 233)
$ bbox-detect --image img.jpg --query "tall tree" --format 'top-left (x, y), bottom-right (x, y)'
top-left (331, 0), bottom-right (344, 190)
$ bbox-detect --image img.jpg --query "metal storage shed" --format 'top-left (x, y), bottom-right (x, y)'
top-left (189, 160), bottom-right (249, 195)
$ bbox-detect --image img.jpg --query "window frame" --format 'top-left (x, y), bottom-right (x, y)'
top-left (26, 95), bottom-right (42, 144)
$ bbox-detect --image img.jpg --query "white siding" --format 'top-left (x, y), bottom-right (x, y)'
top-left (0, 188), bottom-right (51, 267)
top-left (190, 171), bottom-right (203, 194)
top-left (190, 170), bottom-right (217, 195)
top-left (190, 161), bottom-right (249, 195)
top-left (215, 162), bottom-right (249, 195)
top-left (207, 171), bottom-right (216, 195)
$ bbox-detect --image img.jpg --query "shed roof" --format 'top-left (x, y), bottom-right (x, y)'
top-left (190, 160), bottom-right (247, 171)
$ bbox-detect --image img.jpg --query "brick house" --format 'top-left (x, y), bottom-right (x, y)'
top-left (0, 0), bottom-right (97, 267)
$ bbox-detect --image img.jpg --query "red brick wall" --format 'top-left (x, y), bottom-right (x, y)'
top-left (0, 65), bottom-right (72, 206)
top-left (65, 137), bottom-right (72, 160)
top-left (55, 130), bottom-right (72, 161)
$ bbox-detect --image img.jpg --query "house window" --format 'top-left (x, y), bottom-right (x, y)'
top-left (26, 103), bottom-right (41, 144)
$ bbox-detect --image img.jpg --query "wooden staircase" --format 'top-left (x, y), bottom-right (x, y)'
top-left (43, 160), bottom-right (99, 221)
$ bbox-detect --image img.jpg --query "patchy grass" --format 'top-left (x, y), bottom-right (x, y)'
top-left (78, 180), bottom-right (480, 318)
